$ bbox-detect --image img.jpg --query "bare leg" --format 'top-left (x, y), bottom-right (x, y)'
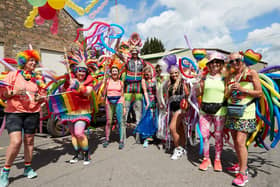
top-left (236, 131), bottom-right (248, 173)
top-left (23, 134), bottom-right (35, 163)
top-left (5, 132), bottom-right (22, 165)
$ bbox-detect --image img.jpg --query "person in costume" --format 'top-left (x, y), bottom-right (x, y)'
top-left (61, 61), bottom-right (93, 165)
top-left (0, 50), bottom-right (47, 187)
top-left (135, 66), bottom-right (158, 148)
top-left (123, 48), bottom-right (146, 129)
top-left (103, 62), bottom-right (126, 149)
top-left (225, 52), bottom-right (262, 186)
top-left (197, 52), bottom-right (226, 171)
top-left (167, 66), bottom-right (189, 160)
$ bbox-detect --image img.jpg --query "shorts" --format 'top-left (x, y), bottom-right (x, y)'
top-left (5, 113), bottom-right (40, 134)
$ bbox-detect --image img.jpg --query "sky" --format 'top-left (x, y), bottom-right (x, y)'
top-left (66, 0), bottom-right (280, 65)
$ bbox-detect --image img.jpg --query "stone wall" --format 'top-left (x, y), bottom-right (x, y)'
top-left (0, 0), bottom-right (82, 58)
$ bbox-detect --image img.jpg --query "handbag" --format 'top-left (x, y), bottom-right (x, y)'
top-left (201, 102), bottom-right (224, 114)
top-left (227, 99), bottom-right (255, 117)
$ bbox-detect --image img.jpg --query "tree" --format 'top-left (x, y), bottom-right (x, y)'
top-left (141, 37), bottom-right (165, 55)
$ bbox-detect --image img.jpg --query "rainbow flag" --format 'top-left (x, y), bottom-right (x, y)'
top-left (49, 92), bottom-right (77, 115)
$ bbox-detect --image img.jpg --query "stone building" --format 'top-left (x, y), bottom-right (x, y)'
top-left (0, 0), bottom-right (83, 75)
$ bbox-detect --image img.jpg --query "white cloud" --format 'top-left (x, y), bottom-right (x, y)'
top-left (243, 23), bottom-right (280, 65)
top-left (75, 0), bottom-right (280, 65)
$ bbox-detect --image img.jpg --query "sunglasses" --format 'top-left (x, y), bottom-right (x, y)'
top-left (229, 58), bottom-right (242, 64)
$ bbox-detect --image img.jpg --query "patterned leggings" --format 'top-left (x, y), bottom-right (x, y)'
top-left (199, 114), bottom-right (225, 160)
top-left (106, 103), bottom-right (125, 143)
top-left (68, 120), bottom-right (88, 152)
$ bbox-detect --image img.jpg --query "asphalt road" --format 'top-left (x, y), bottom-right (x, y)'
top-left (0, 127), bottom-right (280, 187)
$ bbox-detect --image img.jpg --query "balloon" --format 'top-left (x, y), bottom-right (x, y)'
top-left (85, 0), bottom-right (99, 13)
top-left (27, 0), bottom-right (47, 7)
top-left (66, 0), bottom-right (85, 16)
top-left (192, 48), bottom-right (207, 61)
top-left (89, 0), bottom-right (109, 19)
top-left (259, 65), bottom-right (280, 73)
top-left (35, 16), bottom-right (45, 25)
top-left (198, 57), bottom-right (208, 69)
top-left (24, 7), bottom-right (38, 29)
top-left (242, 49), bottom-right (262, 66)
top-left (38, 3), bottom-right (57, 20)
top-left (163, 54), bottom-right (177, 72)
top-left (48, 0), bottom-right (66, 10)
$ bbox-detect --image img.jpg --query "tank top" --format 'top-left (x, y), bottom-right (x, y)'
top-left (227, 69), bottom-right (255, 119)
top-left (106, 79), bottom-right (124, 104)
top-left (202, 74), bottom-right (226, 116)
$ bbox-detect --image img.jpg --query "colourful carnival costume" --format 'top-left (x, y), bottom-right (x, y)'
top-left (124, 52), bottom-right (145, 126)
top-left (48, 47), bottom-right (95, 165)
top-left (135, 79), bottom-right (158, 147)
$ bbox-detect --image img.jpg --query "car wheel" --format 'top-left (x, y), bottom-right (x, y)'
top-left (47, 116), bottom-right (69, 137)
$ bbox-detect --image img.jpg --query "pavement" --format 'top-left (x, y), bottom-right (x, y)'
top-left (0, 127), bottom-right (280, 187)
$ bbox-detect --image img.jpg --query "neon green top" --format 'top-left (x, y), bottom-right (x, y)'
top-left (227, 69), bottom-right (255, 119)
top-left (201, 74), bottom-right (226, 116)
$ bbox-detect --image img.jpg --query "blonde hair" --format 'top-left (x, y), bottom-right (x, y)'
top-left (169, 66), bottom-right (182, 95)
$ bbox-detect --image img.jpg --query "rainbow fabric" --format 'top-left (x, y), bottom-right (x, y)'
top-left (49, 92), bottom-right (77, 114)
top-left (243, 49), bottom-right (262, 66)
top-left (192, 49), bottom-right (207, 61)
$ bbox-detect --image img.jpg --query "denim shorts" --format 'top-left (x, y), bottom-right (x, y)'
top-left (5, 113), bottom-right (39, 134)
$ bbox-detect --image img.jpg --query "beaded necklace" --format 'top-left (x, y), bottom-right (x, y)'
top-left (19, 70), bottom-right (46, 89)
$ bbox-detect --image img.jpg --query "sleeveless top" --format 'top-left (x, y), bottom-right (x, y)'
top-left (201, 74), bottom-right (226, 116)
top-left (227, 69), bottom-right (255, 119)
top-left (106, 79), bottom-right (124, 104)
top-left (168, 81), bottom-right (184, 112)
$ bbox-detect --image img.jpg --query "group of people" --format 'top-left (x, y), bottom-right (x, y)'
top-left (0, 43), bottom-right (262, 187)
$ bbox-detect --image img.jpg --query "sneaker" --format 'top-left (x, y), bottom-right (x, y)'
top-left (214, 160), bottom-right (222, 172)
top-left (232, 172), bottom-right (248, 186)
top-left (69, 155), bottom-right (79, 164)
top-left (199, 158), bottom-right (212, 171)
top-left (226, 163), bottom-right (240, 174)
top-left (0, 169), bottom-right (9, 187)
top-left (119, 142), bottom-right (124, 150)
top-left (23, 168), bottom-right (37, 179)
top-left (171, 146), bottom-right (186, 160)
top-left (83, 152), bottom-right (90, 165)
top-left (143, 140), bottom-right (149, 148)
top-left (103, 141), bottom-right (109, 148)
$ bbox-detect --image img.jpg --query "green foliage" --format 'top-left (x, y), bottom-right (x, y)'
top-left (141, 37), bottom-right (165, 55)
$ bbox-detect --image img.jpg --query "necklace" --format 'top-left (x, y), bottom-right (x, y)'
top-left (19, 70), bottom-right (46, 89)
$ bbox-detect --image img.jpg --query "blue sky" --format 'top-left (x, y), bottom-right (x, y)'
top-left (67, 0), bottom-right (280, 65)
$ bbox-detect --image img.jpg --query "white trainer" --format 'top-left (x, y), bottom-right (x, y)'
top-left (171, 146), bottom-right (186, 160)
